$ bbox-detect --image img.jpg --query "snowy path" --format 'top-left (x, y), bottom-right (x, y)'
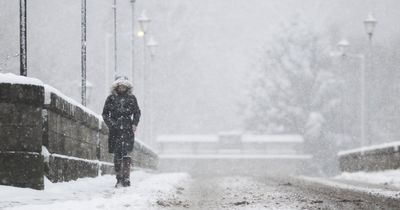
top-left (1, 171), bottom-right (395, 210)
top-left (0, 170), bottom-right (190, 210)
top-left (159, 176), bottom-right (377, 210)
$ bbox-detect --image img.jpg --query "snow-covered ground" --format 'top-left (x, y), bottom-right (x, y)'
top-left (294, 169), bottom-right (400, 201)
top-left (0, 170), bottom-right (190, 210)
top-left (2, 168), bottom-right (397, 210)
top-left (335, 169), bottom-right (400, 189)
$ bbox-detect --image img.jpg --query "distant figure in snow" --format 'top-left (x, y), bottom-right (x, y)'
top-left (102, 76), bottom-right (141, 187)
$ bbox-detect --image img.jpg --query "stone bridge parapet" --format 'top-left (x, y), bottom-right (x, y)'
top-left (338, 142), bottom-right (400, 172)
top-left (0, 79), bottom-right (158, 190)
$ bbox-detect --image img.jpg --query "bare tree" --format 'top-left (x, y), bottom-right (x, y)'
top-left (245, 17), bottom-right (342, 136)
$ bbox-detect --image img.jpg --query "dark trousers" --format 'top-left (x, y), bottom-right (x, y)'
top-left (113, 137), bottom-right (132, 184)
top-left (113, 141), bottom-right (129, 161)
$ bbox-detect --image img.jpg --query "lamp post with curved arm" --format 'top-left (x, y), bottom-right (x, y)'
top-left (363, 13), bottom-right (377, 145)
top-left (146, 36), bottom-right (158, 146)
top-left (337, 39), bottom-right (366, 146)
top-left (137, 10), bottom-right (152, 143)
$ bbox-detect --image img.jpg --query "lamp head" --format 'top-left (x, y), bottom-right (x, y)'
top-left (138, 10), bottom-right (151, 33)
top-left (364, 13), bottom-right (377, 38)
top-left (337, 39), bottom-right (350, 56)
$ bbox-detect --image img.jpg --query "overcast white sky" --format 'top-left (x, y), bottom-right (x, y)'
top-left (1, 0), bottom-right (400, 146)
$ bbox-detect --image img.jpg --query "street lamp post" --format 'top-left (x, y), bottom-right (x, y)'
top-left (138, 11), bottom-right (151, 89)
top-left (138, 10), bottom-right (151, 143)
top-left (146, 36), bottom-right (158, 146)
top-left (337, 39), bottom-right (366, 146)
top-left (112, 0), bottom-right (118, 79)
top-left (19, 0), bottom-right (27, 76)
top-left (130, 0), bottom-right (136, 84)
top-left (138, 10), bottom-right (151, 100)
top-left (363, 13), bottom-right (377, 145)
top-left (81, 0), bottom-right (87, 106)
top-left (105, 31), bottom-right (137, 95)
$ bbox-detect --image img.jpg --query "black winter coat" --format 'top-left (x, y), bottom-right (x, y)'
top-left (102, 92), bottom-right (141, 153)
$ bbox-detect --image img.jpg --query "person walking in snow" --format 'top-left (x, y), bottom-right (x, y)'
top-left (102, 76), bottom-right (141, 187)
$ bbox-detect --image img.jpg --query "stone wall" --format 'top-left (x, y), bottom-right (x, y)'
top-left (133, 142), bottom-right (158, 169)
top-left (338, 144), bottom-right (400, 172)
top-left (0, 83), bottom-right (158, 189)
top-left (43, 93), bottom-right (100, 182)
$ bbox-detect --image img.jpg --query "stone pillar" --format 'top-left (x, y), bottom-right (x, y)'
top-left (0, 83), bottom-right (44, 190)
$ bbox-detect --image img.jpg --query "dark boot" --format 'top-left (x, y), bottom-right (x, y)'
top-left (114, 158), bottom-right (123, 187)
top-left (122, 156), bottom-right (132, 187)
